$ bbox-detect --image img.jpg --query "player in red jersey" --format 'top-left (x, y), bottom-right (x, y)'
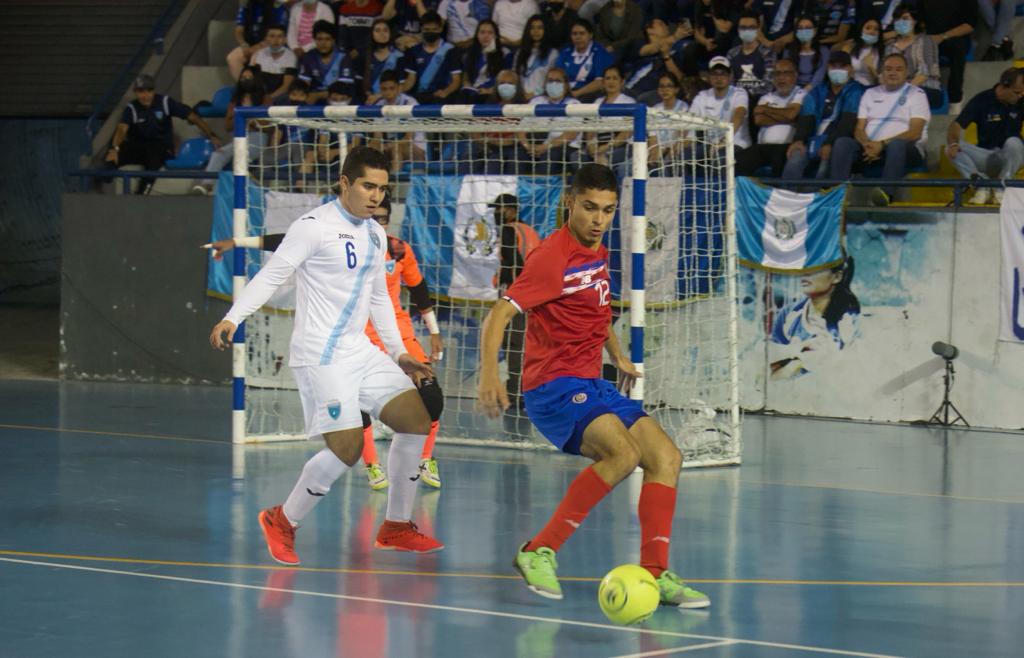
top-left (478, 164), bottom-right (710, 608)
top-left (208, 197), bottom-right (446, 490)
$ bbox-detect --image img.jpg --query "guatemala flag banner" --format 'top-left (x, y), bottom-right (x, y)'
top-left (735, 177), bottom-right (845, 272)
top-left (402, 175), bottom-right (563, 300)
top-left (1000, 188), bottom-right (1024, 342)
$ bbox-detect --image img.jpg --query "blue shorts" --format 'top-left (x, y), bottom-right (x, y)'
top-left (523, 377), bottom-right (647, 455)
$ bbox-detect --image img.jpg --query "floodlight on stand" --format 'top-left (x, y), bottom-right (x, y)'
top-left (928, 341), bottom-right (968, 427)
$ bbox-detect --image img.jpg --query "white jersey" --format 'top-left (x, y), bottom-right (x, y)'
top-left (857, 82), bottom-right (930, 153)
top-left (690, 86), bottom-right (752, 148)
top-left (224, 200), bottom-right (404, 367)
top-left (756, 87), bottom-right (806, 145)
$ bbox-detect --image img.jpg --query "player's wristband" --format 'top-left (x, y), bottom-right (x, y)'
top-left (234, 236), bottom-right (261, 248)
top-left (422, 309), bottom-right (440, 335)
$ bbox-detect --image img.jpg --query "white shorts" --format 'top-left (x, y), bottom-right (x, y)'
top-left (292, 346), bottom-right (414, 439)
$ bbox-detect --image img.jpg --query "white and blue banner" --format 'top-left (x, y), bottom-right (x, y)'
top-left (1000, 188), bottom-right (1024, 342)
top-left (736, 177), bottom-right (845, 272)
top-left (402, 175), bottom-right (563, 300)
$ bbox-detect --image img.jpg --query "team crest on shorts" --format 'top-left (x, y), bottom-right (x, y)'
top-left (572, 392), bottom-right (588, 404)
top-left (326, 400), bottom-right (341, 419)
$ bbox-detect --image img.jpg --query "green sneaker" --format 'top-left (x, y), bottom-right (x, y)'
top-left (513, 542), bottom-right (563, 600)
top-left (365, 463), bottom-right (388, 491)
top-left (418, 458), bottom-right (441, 488)
top-left (656, 570), bottom-right (710, 609)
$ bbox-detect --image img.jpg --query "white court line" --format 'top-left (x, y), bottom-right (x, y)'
top-left (611, 640), bottom-right (738, 656)
top-left (0, 557), bottom-right (903, 658)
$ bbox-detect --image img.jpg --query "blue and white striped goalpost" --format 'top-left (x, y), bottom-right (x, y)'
top-left (230, 103), bottom-right (741, 468)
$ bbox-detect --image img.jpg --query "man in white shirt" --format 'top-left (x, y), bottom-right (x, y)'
top-left (370, 70), bottom-right (427, 172)
top-left (831, 52), bottom-right (930, 205)
top-left (493, 0), bottom-right (540, 46)
top-left (250, 24), bottom-right (298, 100)
top-left (688, 56), bottom-right (751, 159)
top-left (209, 147), bottom-right (442, 564)
top-left (737, 57), bottom-right (805, 176)
top-left (437, 0), bottom-right (490, 48)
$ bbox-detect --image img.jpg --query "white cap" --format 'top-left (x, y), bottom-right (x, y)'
top-left (708, 56), bottom-right (731, 71)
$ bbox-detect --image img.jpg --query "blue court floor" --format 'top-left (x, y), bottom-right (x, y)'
top-left (1, 379), bottom-right (1023, 658)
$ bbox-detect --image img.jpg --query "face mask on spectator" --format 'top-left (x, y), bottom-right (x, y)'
top-left (862, 33), bottom-right (879, 45)
top-left (303, 0), bottom-right (318, 5)
top-left (497, 83), bottom-right (517, 100)
top-left (738, 29), bottom-right (758, 44)
top-left (328, 99), bottom-right (350, 106)
top-left (423, 30), bottom-right (442, 43)
top-left (270, 44), bottom-right (287, 54)
top-left (546, 81), bottom-right (566, 98)
top-left (828, 69), bottom-right (849, 85)
top-left (893, 19), bottom-right (913, 36)
top-left (483, 39), bottom-right (497, 53)
top-left (796, 28), bottom-right (814, 43)
top-left (544, 1), bottom-right (563, 13)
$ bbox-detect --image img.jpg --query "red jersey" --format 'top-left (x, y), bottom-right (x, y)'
top-left (504, 225), bottom-right (612, 392)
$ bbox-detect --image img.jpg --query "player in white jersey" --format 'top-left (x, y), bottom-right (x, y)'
top-left (210, 146), bottom-right (444, 563)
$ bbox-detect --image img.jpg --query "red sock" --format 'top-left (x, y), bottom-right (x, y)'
top-left (361, 425), bottom-right (378, 465)
top-left (639, 482), bottom-right (677, 578)
top-left (526, 466), bottom-right (612, 552)
top-left (421, 421), bottom-right (438, 459)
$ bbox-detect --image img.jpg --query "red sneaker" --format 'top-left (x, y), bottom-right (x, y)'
top-left (258, 505), bottom-right (300, 565)
top-left (374, 520), bottom-right (444, 553)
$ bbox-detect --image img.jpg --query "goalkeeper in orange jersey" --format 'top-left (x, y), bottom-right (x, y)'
top-left (207, 195), bottom-right (446, 490)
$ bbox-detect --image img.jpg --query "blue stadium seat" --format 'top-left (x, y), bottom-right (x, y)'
top-left (197, 86), bottom-right (233, 118)
top-left (932, 88), bottom-right (950, 116)
top-left (164, 138), bottom-right (214, 169)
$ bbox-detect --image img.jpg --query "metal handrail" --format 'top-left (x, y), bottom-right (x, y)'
top-left (83, 0), bottom-right (183, 155)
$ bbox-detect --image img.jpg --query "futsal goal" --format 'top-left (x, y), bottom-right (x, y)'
top-left (227, 102), bottom-right (741, 468)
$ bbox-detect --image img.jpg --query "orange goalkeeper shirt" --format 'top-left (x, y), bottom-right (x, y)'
top-left (364, 236), bottom-right (428, 359)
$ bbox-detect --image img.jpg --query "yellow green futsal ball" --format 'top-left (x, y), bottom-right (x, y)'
top-left (598, 564), bottom-right (660, 625)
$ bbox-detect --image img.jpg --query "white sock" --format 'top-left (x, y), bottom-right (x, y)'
top-left (282, 448), bottom-right (348, 525)
top-left (385, 432), bottom-right (428, 522)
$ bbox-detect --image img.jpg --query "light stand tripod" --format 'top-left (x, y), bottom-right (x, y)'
top-left (928, 358), bottom-right (969, 427)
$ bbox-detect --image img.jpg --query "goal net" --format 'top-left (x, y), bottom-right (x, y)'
top-left (230, 103), bottom-right (741, 468)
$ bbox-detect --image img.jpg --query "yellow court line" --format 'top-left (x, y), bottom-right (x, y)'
top-left (0, 423), bottom-right (225, 445)
top-left (2, 550), bottom-right (1023, 588)
top-left (4, 423), bottom-right (1024, 505)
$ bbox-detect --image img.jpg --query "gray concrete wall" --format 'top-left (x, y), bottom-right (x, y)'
top-left (60, 193), bottom-right (231, 384)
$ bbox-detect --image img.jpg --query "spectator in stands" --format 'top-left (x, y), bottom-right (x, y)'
top-left (541, 0), bottom-right (578, 44)
top-left (586, 64), bottom-right (635, 180)
top-left (737, 57), bottom-right (805, 176)
top-left (297, 81), bottom-right (361, 188)
top-left (492, 0), bottom-right (539, 47)
top-left (837, 17), bottom-right (882, 87)
top-left (783, 50), bottom-right (864, 180)
top-left (751, 0), bottom-right (799, 52)
top-left (785, 15), bottom-right (829, 90)
top-left (360, 19), bottom-right (404, 104)
top-left (728, 10), bottom-right (777, 100)
top-left (468, 70), bottom-right (525, 173)
top-left (192, 71), bottom-right (268, 195)
top-left (298, 20), bottom-right (358, 103)
top-left (228, 0), bottom-right (290, 80)
top-left (335, 0), bottom-right (384, 57)
top-left (680, 0), bottom-right (741, 76)
top-left (288, 0), bottom-right (335, 57)
top-left (947, 68), bottom-right (1024, 205)
top-left (855, 0), bottom-right (902, 33)
top-left (831, 53), bottom-right (930, 206)
top-left (520, 67), bottom-right (584, 174)
top-left (104, 75), bottom-right (221, 194)
top-left (401, 11), bottom-right (464, 103)
top-left (648, 72), bottom-right (689, 175)
top-left (803, 0), bottom-right (857, 47)
top-left (919, 2), bottom-right (976, 114)
top-left (437, 0), bottom-right (492, 48)
top-left (884, 5), bottom-right (941, 108)
top-left (460, 19), bottom-right (512, 103)
top-left (371, 70), bottom-right (427, 171)
top-left (978, 0), bottom-right (1018, 61)
top-left (594, 0), bottom-right (644, 61)
top-left (384, 0), bottom-right (441, 49)
top-left (620, 18), bottom-right (689, 105)
top-left (689, 56), bottom-right (752, 158)
top-left (251, 24), bottom-right (298, 101)
top-left (514, 14), bottom-right (560, 98)
top-left (556, 18), bottom-right (614, 101)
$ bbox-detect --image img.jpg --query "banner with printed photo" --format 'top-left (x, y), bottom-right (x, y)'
top-left (1000, 188), bottom-right (1024, 342)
